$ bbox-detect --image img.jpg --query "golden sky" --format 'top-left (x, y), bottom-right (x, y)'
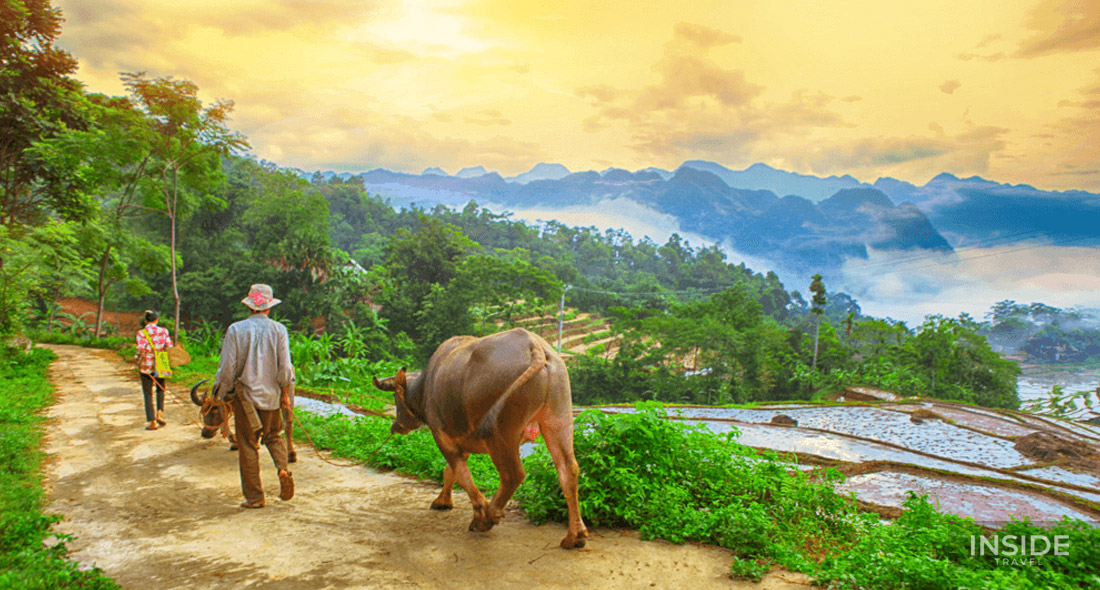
top-left (55, 0), bottom-right (1100, 191)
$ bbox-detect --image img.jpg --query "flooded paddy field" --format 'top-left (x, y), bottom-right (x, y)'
top-left (837, 471), bottom-right (1097, 527)
top-left (292, 393), bottom-right (1100, 528)
top-left (597, 400), bottom-right (1100, 527)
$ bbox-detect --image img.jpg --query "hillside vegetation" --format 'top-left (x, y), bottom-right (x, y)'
top-left (15, 149), bottom-right (1022, 408)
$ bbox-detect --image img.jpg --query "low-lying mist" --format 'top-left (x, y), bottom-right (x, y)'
top-left (484, 198), bottom-right (1100, 327)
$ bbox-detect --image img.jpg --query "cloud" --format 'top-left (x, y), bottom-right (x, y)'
top-left (575, 85), bottom-right (619, 103)
top-left (1034, 68), bottom-right (1100, 188)
top-left (248, 103), bottom-right (544, 173)
top-left (496, 197), bottom-right (778, 274)
top-left (672, 22), bottom-right (742, 49)
top-left (939, 79), bottom-right (961, 94)
top-left (840, 244), bottom-right (1100, 325)
top-left (634, 55), bottom-right (764, 113)
top-left (1016, 0), bottom-right (1100, 57)
top-left (58, 0), bottom-right (404, 72)
top-left (785, 126), bottom-right (1008, 177)
top-left (464, 109), bottom-right (512, 126)
top-left (955, 51), bottom-right (1007, 62)
top-left (579, 26), bottom-right (848, 162)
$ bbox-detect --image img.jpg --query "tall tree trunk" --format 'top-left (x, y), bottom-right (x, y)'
top-left (812, 314), bottom-right (821, 372)
top-left (94, 246), bottom-right (111, 338)
top-left (168, 167), bottom-right (181, 338)
top-left (171, 208), bottom-right (180, 338)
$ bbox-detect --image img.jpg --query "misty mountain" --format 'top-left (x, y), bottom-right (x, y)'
top-left (455, 166), bottom-right (489, 178)
top-left (345, 162), bottom-right (951, 277)
top-left (873, 173), bottom-right (1100, 248)
top-left (305, 158), bottom-right (1100, 282)
top-left (681, 160), bottom-right (869, 202)
top-left (507, 163), bottom-right (571, 184)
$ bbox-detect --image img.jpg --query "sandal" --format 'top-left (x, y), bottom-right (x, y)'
top-left (146, 423), bottom-right (158, 430)
top-left (240, 500), bottom-right (265, 509)
top-left (156, 418), bottom-right (167, 426)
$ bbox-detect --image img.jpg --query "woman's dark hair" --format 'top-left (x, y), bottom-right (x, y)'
top-left (142, 310), bottom-right (159, 327)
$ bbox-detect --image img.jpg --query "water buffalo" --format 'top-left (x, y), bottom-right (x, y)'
top-left (190, 380), bottom-right (297, 462)
top-left (373, 328), bottom-right (587, 549)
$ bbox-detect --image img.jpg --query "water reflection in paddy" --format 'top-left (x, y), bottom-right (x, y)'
top-left (599, 405), bottom-right (1034, 470)
top-left (838, 471), bottom-right (1098, 527)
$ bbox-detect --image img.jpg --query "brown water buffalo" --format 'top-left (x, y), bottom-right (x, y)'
top-left (373, 327), bottom-right (587, 549)
top-left (190, 380), bottom-right (297, 462)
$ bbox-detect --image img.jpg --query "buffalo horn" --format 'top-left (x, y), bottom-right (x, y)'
top-left (190, 379), bottom-right (209, 406)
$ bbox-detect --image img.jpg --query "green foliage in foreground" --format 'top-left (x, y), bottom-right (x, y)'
top-left (518, 403), bottom-right (863, 575)
top-left (815, 495), bottom-right (1100, 590)
top-left (294, 411), bottom-right (502, 493)
top-left (0, 347), bottom-right (119, 589)
top-left (298, 401), bottom-right (1100, 589)
top-left (27, 330), bottom-right (130, 352)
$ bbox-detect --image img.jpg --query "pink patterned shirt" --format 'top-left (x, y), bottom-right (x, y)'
top-left (136, 324), bottom-right (172, 375)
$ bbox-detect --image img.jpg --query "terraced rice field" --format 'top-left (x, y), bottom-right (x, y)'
top-left (597, 399), bottom-right (1100, 527)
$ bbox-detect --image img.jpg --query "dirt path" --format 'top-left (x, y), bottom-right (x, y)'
top-left (41, 344), bottom-right (811, 589)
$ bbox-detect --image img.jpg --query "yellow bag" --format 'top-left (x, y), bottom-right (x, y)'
top-left (143, 328), bottom-right (172, 378)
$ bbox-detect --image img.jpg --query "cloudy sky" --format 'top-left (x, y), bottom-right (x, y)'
top-left (55, 0), bottom-right (1099, 191)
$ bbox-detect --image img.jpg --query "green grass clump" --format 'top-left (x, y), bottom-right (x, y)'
top-left (29, 330), bottom-right (129, 351)
top-left (815, 494), bottom-right (1100, 590)
top-left (0, 347), bottom-right (119, 589)
top-left (293, 412), bottom-right (502, 493)
top-left (517, 402), bottom-right (865, 575)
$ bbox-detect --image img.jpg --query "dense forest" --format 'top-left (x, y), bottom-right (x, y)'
top-left (3, 1), bottom-right (1021, 409)
top-left (982, 300), bottom-right (1100, 365)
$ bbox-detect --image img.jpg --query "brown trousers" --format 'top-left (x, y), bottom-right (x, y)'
top-left (232, 396), bottom-right (289, 503)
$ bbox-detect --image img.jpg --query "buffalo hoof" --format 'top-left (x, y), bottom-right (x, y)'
top-left (430, 500), bottom-right (453, 511)
top-left (468, 517), bottom-right (495, 532)
top-left (229, 444), bottom-right (238, 452)
top-left (288, 451), bottom-right (297, 463)
top-left (560, 530), bottom-right (588, 549)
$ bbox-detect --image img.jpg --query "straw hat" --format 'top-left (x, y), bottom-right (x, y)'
top-left (242, 284), bottom-right (281, 311)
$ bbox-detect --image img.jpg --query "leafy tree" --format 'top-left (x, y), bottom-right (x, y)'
top-left (240, 168), bottom-right (333, 318)
top-left (0, 222), bottom-right (90, 333)
top-left (413, 252), bottom-right (560, 361)
top-left (121, 72), bottom-right (248, 336)
top-left (380, 216), bottom-right (480, 340)
top-left (901, 315), bottom-right (1020, 408)
top-left (37, 94), bottom-right (175, 335)
top-left (0, 0), bottom-right (90, 228)
top-left (809, 273), bottom-right (826, 371)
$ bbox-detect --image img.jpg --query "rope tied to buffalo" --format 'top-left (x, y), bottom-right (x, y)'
top-left (288, 404), bottom-right (396, 468)
top-left (199, 395), bottom-right (234, 441)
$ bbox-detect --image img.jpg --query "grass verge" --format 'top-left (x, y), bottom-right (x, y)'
top-left (0, 346), bottom-right (119, 589)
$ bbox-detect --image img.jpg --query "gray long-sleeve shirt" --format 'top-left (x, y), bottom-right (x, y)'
top-left (213, 313), bottom-right (295, 410)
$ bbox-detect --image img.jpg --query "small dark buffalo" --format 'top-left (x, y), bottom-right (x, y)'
top-left (373, 328), bottom-right (587, 549)
top-left (190, 380), bottom-right (297, 463)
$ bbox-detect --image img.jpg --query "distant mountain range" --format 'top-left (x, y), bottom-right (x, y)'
top-left (306, 161), bottom-right (1100, 280)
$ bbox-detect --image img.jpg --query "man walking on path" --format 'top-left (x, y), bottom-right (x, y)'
top-left (214, 284), bottom-right (295, 508)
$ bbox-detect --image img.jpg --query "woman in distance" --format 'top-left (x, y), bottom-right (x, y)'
top-left (135, 310), bottom-right (171, 430)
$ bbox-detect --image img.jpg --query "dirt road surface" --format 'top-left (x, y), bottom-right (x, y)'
top-left (41, 344), bottom-right (811, 589)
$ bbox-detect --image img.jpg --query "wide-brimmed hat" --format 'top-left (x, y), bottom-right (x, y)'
top-left (242, 284), bottom-right (281, 311)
